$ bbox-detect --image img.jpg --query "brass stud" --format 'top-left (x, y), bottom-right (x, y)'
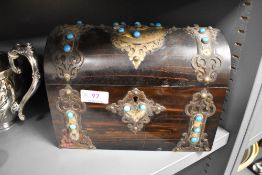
top-left (204, 76), bottom-right (210, 83)
top-left (65, 89), bottom-right (72, 95)
top-left (201, 92), bottom-right (208, 99)
top-left (203, 48), bottom-right (211, 56)
top-left (64, 73), bottom-right (71, 81)
top-left (133, 56), bottom-right (139, 62)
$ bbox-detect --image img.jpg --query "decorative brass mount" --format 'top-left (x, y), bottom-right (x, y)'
top-left (106, 88), bottom-right (166, 133)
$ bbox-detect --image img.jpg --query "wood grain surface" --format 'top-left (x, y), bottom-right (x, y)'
top-left (44, 25), bottom-right (230, 151)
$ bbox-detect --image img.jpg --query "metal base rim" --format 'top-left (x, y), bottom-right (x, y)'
top-left (0, 120), bottom-right (16, 131)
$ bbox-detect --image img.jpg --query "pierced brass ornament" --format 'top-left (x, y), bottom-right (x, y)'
top-left (106, 88), bottom-right (166, 133)
top-left (175, 88), bottom-right (216, 151)
top-left (112, 25), bottom-right (167, 69)
top-left (56, 84), bottom-right (95, 149)
top-left (53, 25), bottom-right (91, 81)
top-left (185, 25), bottom-right (222, 83)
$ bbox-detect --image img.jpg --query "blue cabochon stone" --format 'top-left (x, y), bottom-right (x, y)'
top-left (132, 31), bottom-right (141, 38)
top-left (63, 45), bottom-right (71, 52)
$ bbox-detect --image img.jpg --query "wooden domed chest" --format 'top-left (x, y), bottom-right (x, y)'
top-left (44, 22), bottom-right (231, 151)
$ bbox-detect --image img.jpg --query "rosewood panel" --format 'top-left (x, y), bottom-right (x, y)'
top-left (44, 26), bottom-right (231, 87)
top-left (46, 85), bottom-right (226, 151)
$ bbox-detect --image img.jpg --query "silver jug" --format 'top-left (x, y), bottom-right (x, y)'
top-left (0, 43), bottom-right (40, 130)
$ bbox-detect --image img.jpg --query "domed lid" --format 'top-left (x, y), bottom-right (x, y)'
top-left (0, 52), bottom-right (10, 72)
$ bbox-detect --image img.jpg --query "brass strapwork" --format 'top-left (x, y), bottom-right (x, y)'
top-left (175, 88), bottom-right (216, 151)
top-left (53, 25), bottom-right (89, 81)
top-left (56, 84), bottom-right (95, 149)
top-left (185, 25), bottom-right (222, 84)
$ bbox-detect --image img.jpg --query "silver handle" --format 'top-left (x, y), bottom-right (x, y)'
top-left (8, 43), bottom-right (40, 120)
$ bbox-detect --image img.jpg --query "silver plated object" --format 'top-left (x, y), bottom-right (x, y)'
top-left (0, 43), bottom-right (40, 130)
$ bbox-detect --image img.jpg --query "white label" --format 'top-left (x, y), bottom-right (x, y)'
top-left (80, 90), bottom-right (109, 104)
